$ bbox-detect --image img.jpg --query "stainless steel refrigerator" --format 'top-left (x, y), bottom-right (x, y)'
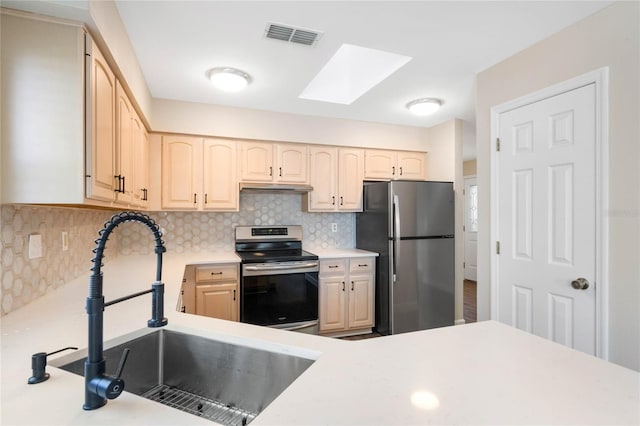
top-left (356, 181), bottom-right (455, 335)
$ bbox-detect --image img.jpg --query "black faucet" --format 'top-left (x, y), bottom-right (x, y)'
top-left (83, 211), bottom-right (168, 411)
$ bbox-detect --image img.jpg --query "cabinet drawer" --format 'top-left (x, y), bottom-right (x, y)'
top-left (349, 258), bottom-right (374, 273)
top-left (320, 259), bottom-right (346, 275)
top-left (195, 264), bottom-right (238, 283)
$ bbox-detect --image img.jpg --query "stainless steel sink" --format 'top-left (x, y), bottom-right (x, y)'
top-left (52, 329), bottom-right (315, 425)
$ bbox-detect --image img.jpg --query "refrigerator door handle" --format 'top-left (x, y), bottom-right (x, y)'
top-left (392, 194), bottom-right (400, 283)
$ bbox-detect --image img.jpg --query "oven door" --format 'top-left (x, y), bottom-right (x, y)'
top-left (241, 261), bottom-right (319, 329)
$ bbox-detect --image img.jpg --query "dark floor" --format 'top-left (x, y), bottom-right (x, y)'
top-left (463, 279), bottom-right (477, 323)
top-left (341, 280), bottom-right (478, 340)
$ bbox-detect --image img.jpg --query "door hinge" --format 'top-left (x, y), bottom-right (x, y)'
top-left (496, 241), bottom-right (501, 254)
top-left (496, 137), bottom-right (501, 152)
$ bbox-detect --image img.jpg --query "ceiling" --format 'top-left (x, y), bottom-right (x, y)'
top-left (4, 1), bottom-right (614, 159)
top-left (113, 1), bottom-right (612, 158)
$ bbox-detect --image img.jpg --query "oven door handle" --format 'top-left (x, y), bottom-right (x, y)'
top-left (244, 261), bottom-right (319, 271)
top-left (280, 320), bottom-right (318, 332)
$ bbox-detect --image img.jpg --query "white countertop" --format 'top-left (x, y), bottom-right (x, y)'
top-left (1, 253), bottom-right (638, 425)
top-left (305, 247), bottom-right (378, 258)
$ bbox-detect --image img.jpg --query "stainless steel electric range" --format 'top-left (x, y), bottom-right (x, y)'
top-left (235, 225), bottom-right (319, 333)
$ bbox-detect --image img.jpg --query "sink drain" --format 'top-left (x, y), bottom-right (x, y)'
top-left (142, 384), bottom-right (257, 425)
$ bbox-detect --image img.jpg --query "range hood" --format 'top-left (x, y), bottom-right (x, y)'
top-left (239, 182), bottom-right (313, 193)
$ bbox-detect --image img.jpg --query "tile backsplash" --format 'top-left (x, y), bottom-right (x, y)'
top-left (0, 205), bottom-right (117, 315)
top-left (0, 193), bottom-right (354, 316)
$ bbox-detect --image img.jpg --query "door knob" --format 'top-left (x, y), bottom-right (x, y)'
top-left (571, 277), bottom-right (589, 290)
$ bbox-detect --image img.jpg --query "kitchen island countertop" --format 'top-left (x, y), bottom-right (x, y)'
top-left (1, 253), bottom-right (638, 425)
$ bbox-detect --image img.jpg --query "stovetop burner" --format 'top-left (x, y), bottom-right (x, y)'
top-left (235, 225), bottom-right (318, 264)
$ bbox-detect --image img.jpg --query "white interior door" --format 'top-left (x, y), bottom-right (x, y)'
top-left (496, 83), bottom-right (597, 355)
top-left (464, 177), bottom-right (478, 281)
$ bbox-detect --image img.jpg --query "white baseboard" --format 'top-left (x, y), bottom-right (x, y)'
top-left (454, 319), bottom-right (466, 325)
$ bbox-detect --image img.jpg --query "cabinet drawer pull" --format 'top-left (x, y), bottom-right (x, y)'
top-left (358, 264), bottom-right (369, 267)
top-left (210, 271), bottom-right (223, 275)
top-left (279, 167), bottom-right (282, 177)
top-left (351, 281), bottom-right (354, 291)
top-left (328, 265), bottom-right (339, 269)
top-left (233, 289), bottom-right (236, 301)
top-left (392, 166), bottom-right (396, 175)
top-left (204, 193), bottom-right (208, 204)
top-left (269, 166), bottom-right (273, 176)
top-left (193, 193), bottom-right (197, 204)
top-left (399, 166), bottom-right (403, 176)
top-left (340, 196), bottom-right (343, 206)
top-left (342, 282), bottom-right (345, 291)
top-left (332, 196), bottom-right (335, 205)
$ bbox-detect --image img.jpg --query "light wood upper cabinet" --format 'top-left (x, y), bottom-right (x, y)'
top-left (397, 151), bottom-right (426, 180)
top-left (162, 135), bottom-right (201, 209)
top-left (364, 149), bottom-right (426, 180)
top-left (203, 139), bottom-right (238, 211)
top-left (307, 147), bottom-right (337, 211)
top-left (115, 81), bottom-right (135, 205)
top-left (86, 39), bottom-right (117, 202)
top-left (131, 112), bottom-right (149, 208)
top-left (306, 147), bottom-right (363, 212)
top-left (240, 141), bottom-right (308, 183)
top-left (276, 143), bottom-right (308, 183)
top-left (162, 135), bottom-right (238, 211)
top-left (337, 148), bottom-right (365, 210)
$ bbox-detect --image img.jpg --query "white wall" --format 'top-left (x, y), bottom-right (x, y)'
top-left (476, 1), bottom-right (639, 371)
top-left (426, 119), bottom-right (464, 322)
top-left (151, 98), bottom-right (430, 151)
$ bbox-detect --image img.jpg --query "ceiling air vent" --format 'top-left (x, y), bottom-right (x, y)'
top-left (264, 23), bottom-right (322, 47)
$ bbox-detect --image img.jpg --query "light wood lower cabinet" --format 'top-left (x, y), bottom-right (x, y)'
top-left (195, 283), bottom-right (238, 322)
top-left (319, 257), bottom-right (375, 336)
top-left (181, 263), bottom-right (239, 322)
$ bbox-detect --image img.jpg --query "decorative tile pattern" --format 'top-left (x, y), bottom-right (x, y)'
top-left (120, 193), bottom-right (354, 255)
top-left (0, 205), bottom-right (116, 315)
top-left (0, 194), bottom-right (355, 315)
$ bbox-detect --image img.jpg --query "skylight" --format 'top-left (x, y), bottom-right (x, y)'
top-left (299, 44), bottom-right (412, 105)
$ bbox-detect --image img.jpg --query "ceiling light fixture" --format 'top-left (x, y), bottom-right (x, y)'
top-left (206, 67), bottom-right (251, 92)
top-left (406, 98), bottom-right (442, 116)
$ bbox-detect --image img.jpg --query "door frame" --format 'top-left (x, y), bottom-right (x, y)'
top-left (490, 67), bottom-right (609, 360)
top-left (463, 175), bottom-right (478, 281)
